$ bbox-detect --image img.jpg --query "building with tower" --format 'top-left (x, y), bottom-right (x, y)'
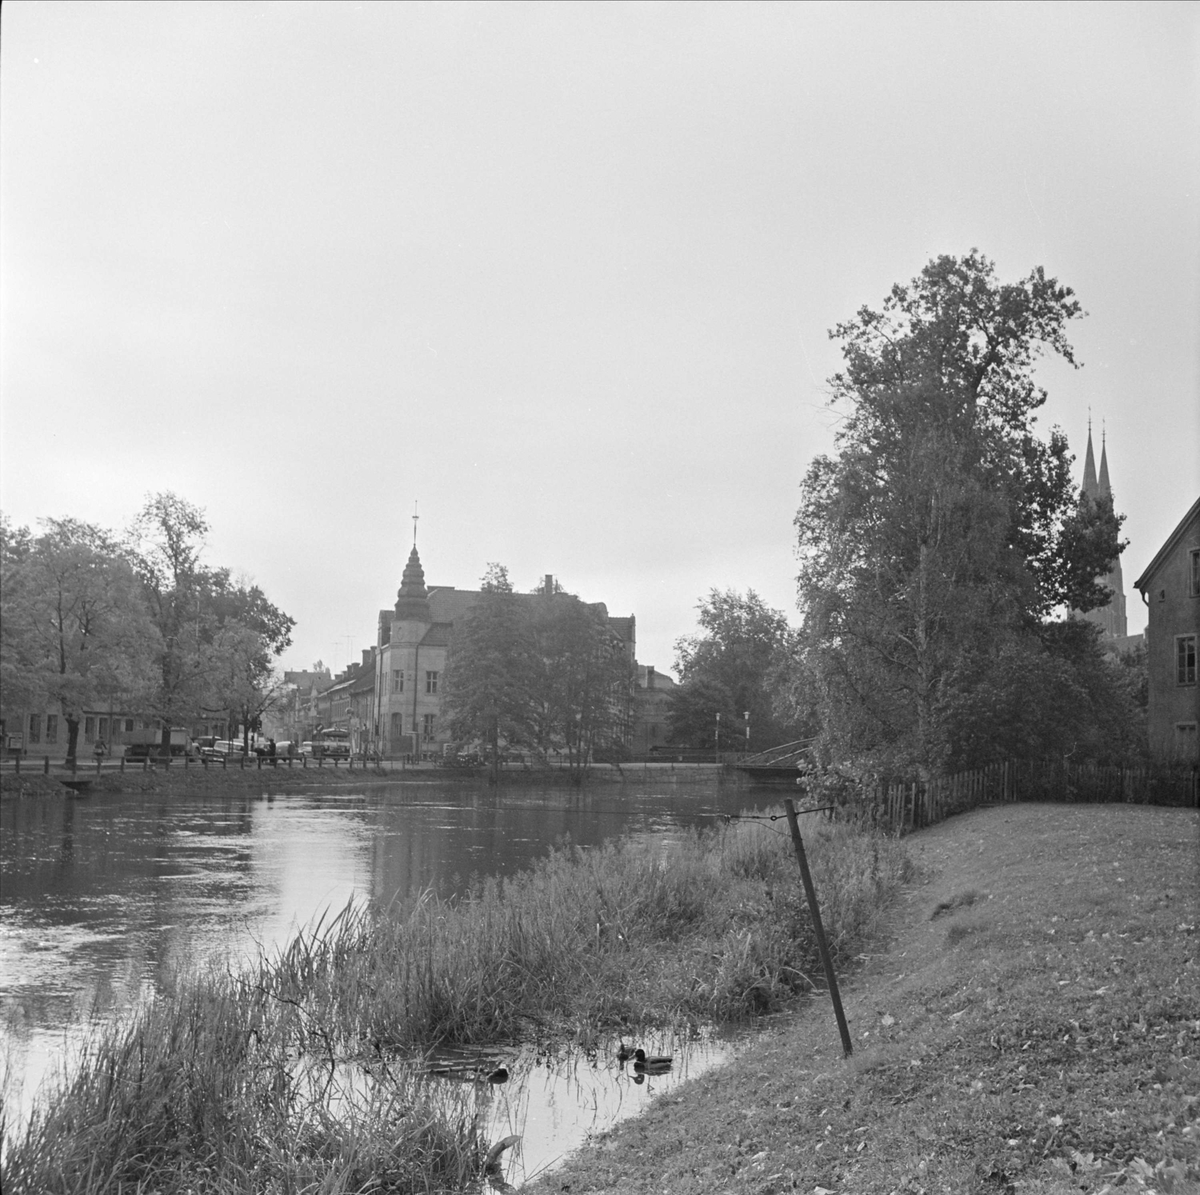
top-left (372, 530), bottom-right (637, 759)
top-left (1076, 423), bottom-right (1129, 642)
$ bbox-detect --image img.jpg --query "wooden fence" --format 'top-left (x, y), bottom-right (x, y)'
top-left (852, 759), bottom-right (1198, 835)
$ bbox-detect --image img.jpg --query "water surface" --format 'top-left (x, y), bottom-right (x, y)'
top-left (1, 776), bottom-right (772, 1171)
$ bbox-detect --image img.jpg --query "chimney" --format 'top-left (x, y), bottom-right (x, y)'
top-left (646, 666), bottom-right (655, 689)
top-left (544, 573), bottom-right (554, 595)
top-left (362, 649), bottom-right (372, 667)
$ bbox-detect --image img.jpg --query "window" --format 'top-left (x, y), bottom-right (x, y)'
top-left (392, 669), bottom-right (404, 693)
top-left (423, 713), bottom-right (435, 740)
top-left (125, 719), bottom-right (134, 732)
top-left (1177, 635), bottom-right (1197, 685)
top-left (98, 718), bottom-right (109, 739)
top-left (426, 671), bottom-right (439, 694)
top-left (46, 715), bottom-right (58, 744)
top-left (1191, 549), bottom-right (1200, 597)
top-left (29, 715), bottom-right (41, 744)
top-left (85, 716), bottom-right (95, 740)
top-left (390, 712), bottom-right (403, 737)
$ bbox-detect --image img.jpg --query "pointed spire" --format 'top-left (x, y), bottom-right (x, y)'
top-left (1081, 422), bottom-right (1100, 502)
top-left (1098, 425), bottom-right (1111, 496)
top-left (394, 539), bottom-right (431, 621)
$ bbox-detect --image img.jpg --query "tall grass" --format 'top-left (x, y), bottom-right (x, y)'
top-left (2, 811), bottom-right (910, 1194)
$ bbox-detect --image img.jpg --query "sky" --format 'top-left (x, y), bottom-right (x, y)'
top-left (2, 1), bottom-right (1198, 680)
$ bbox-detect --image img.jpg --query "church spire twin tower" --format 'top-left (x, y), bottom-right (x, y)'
top-left (1079, 422), bottom-right (1127, 640)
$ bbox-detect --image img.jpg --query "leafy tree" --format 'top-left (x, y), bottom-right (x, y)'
top-left (442, 568), bottom-right (634, 781)
top-left (667, 589), bottom-right (796, 750)
top-left (126, 493), bottom-right (214, 743)
top-left (443, 564), bottom-right (540, 753)
top-left (794, 252), bottom-right (1126, 776)
top-left (530, 591), bottom-right (633, 780)
top-left (127, 492), bottom-right (294, 749)
top-left (0, 517), bottom-right (158, 760)
top-left (209, 622), bottom-right (288, 753)
top-left (942, 620), bottom-right (1146, 767)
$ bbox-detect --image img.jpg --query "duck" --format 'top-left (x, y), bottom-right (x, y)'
top-left (633, 1048), bottom-right (673, 1074)
top-left (616, 1042), bottom-right (636, 1064)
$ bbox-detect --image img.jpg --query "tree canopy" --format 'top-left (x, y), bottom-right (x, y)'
top-left (794, 252), bottom-right (1128, 776)
top-left (442, 569), bottom-right (633, 779)
top-left (667, 589), bottom-right (798, 751)
top-left (1, 493), bottom-right (294, 752)
top-left (1, 516), bottom-right (158, 759)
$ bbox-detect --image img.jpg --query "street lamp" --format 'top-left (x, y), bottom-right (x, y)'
top-left (715, 711), bottom-right (721, 763)
top-left (744, 710), bottom-right (750, 753)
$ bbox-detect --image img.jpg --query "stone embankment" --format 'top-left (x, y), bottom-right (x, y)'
top-left (0, 758), bottom-right (727, 798)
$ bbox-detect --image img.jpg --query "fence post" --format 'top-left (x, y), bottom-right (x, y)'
top-left (784, 798), bottom-right (853, 1057)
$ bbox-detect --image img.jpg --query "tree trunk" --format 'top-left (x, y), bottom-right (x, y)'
top-left (66, 716), bottom-right (80, 763)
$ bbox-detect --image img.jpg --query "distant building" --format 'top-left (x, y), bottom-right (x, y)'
top-left (1133, 497), bottom-right (1200, 763)
top-left (1076, 425), bottom-right (1128, 640)
top-left (631, 664), bottom-right (676, 754)
top-left (373, 541), bottom-right (637, 759)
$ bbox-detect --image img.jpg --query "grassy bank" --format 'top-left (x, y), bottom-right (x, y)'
top-left (532, 803), bottom-right (1199, 1195)
top-left (1, 812), bottom-right (911, 1194)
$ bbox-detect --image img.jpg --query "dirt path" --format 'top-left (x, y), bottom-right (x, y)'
top-left (528, 802), bottom-right (1199, 1195)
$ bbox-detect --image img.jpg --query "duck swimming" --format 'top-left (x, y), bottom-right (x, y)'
top-left (633, 1049), bottom-right (673, 1073)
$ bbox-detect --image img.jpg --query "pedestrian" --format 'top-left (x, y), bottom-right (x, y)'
top-left (267, 738), bottom-right (276, 758)
top-left (93, 738), bottom-right (107, 764)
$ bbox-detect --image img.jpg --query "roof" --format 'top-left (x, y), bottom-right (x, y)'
top-left (421, 622), bottom-right (453, 648)
top-left (1133, 496), bottom-right (1200, 592)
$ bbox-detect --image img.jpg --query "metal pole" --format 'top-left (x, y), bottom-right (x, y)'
top-left (783, 797), bottom-right (853, 1057)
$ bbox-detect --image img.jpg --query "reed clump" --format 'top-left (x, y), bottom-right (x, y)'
top-left (2, 810), bottom-right (910, 1194)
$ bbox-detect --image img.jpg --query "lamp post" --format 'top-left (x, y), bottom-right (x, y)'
top-left (744, 710), bottom-right (750, 754)
top-left (715, 711), bottom-right (721, 763)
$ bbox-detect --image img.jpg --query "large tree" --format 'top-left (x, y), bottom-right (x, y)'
top-left (667, 589), bottom-right (797, 751)
top-left (442, 569), bottom-right (633, 781)
top-left (442, 565), bottom-right (540, 753)
top-left (794, 252), bottom-right (1125, 777)
top-left (127, 493), bottom-right (294, 749)
top-left (530, 590), bottom-right (633, 779)
top-left (0, 517), bottom-right (158, 760)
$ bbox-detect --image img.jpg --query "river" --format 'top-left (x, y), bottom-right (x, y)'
top-left (1, 774), bottom-right (776, 1182)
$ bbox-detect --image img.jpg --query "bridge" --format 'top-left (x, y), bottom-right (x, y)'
top-left (734, 738), bottom-right (816, 782)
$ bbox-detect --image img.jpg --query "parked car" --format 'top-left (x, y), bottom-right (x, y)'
top-left (274, 740), bottom-right (297, 758)
top-left (201, 739), bottom-right (247, 761)
top-left (299, 741), bottom-right (315, 757)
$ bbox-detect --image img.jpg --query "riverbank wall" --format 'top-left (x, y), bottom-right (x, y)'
top-left (0, 759), bottom-right (735, 799)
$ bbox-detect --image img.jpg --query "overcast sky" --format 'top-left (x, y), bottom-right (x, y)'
top-left (2, 1), bottom-right (1197, 679)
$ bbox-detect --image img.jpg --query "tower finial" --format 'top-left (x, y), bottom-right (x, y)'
top-left (412, 500), bottom-right (419, 546)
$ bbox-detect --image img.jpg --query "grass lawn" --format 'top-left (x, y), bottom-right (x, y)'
top-left (532, 803), bottom-right (1199, 1195)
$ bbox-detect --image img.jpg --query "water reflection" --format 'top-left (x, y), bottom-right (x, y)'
top-left (1, 778), bottom-right (769, 1151)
